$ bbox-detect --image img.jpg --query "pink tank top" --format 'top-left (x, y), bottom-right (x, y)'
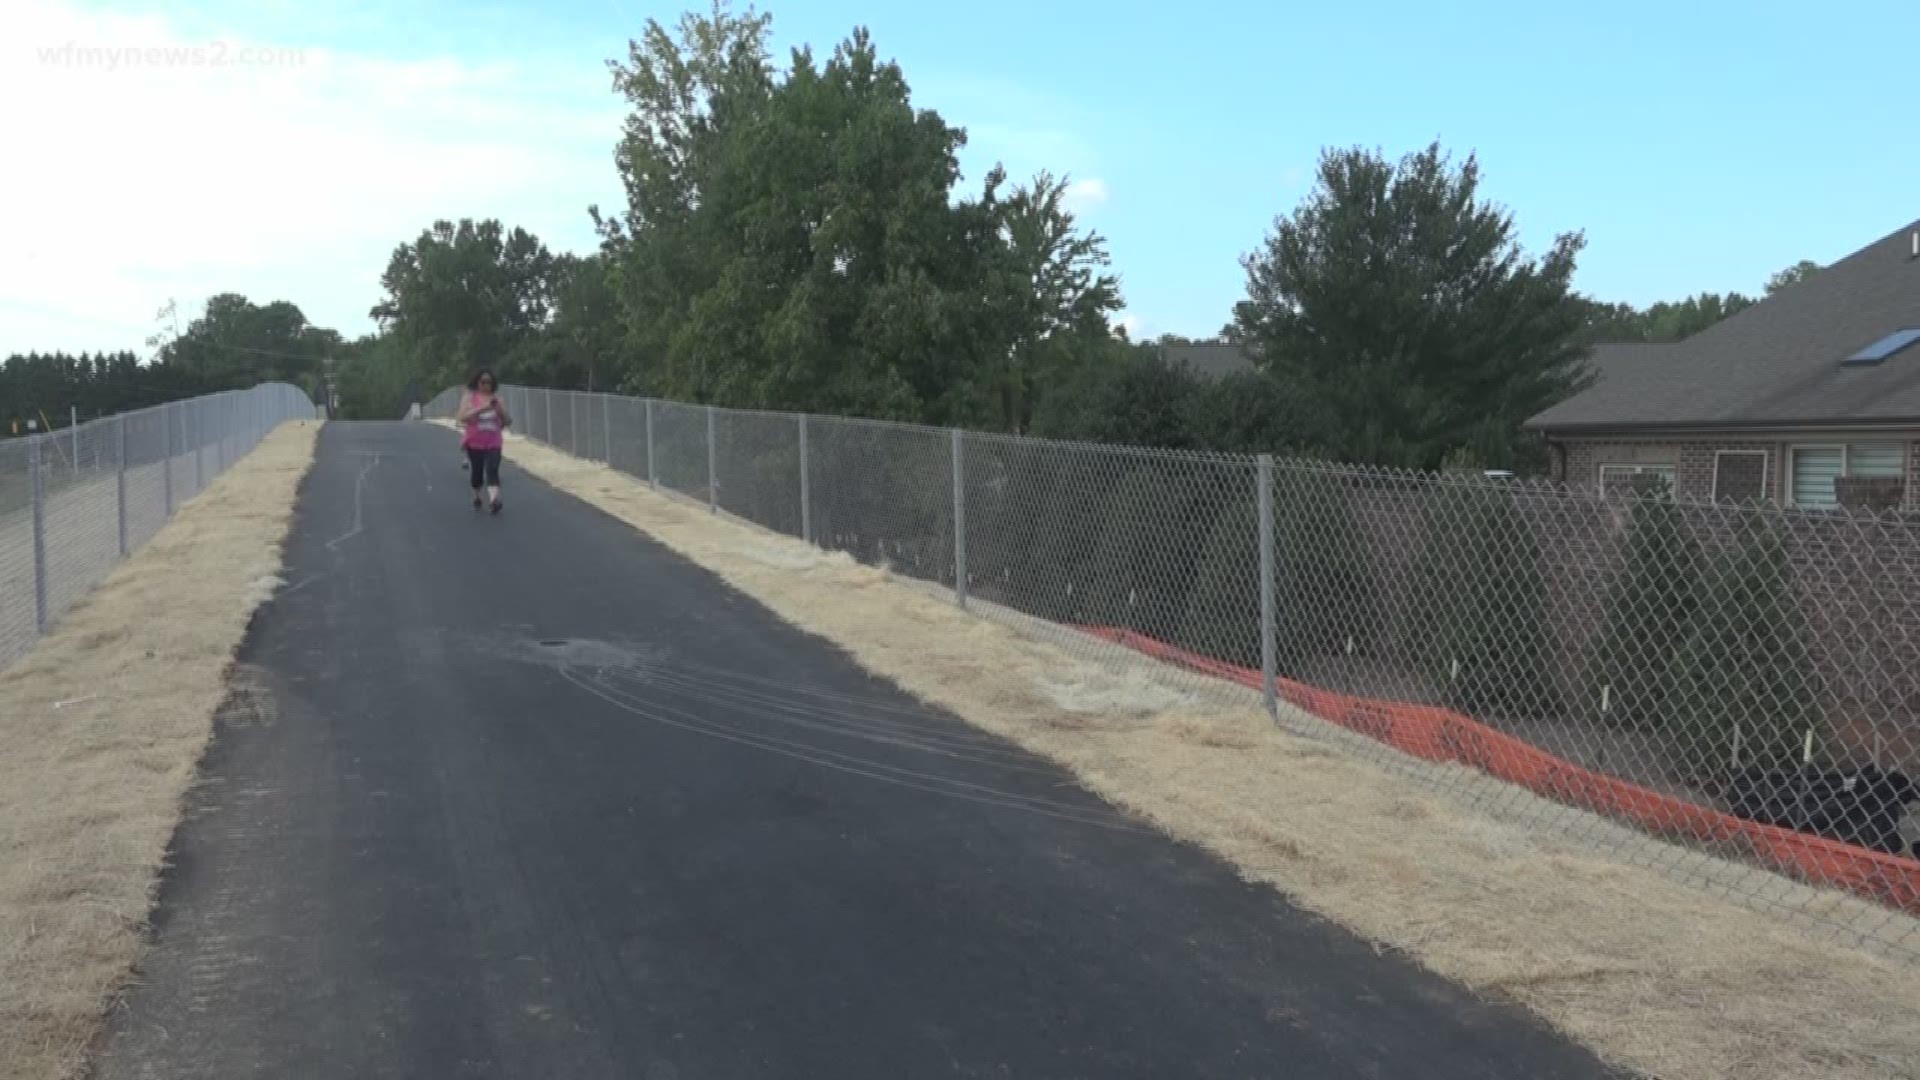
top-left (462, 392), bottom-right (504, 450)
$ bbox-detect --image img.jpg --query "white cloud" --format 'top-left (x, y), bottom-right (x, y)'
top-left (0, 0), bottom-right (625, 354)
top-left (1064, 177), bottom-right (1109, 213)
top-left (1112, 312), bottom-right (1146, 340)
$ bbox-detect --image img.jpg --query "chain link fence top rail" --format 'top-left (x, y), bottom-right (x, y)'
top-left (424, 383), bottom-right (1920, 958)
top-left (0, 382), bottom-right (320, 671)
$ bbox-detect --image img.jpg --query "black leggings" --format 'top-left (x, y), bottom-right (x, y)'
top-left (466, 447), bottom-right (502, 489)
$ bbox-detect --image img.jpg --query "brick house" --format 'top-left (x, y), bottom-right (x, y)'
top-left (1528, 218), bottom-right (1920, 510)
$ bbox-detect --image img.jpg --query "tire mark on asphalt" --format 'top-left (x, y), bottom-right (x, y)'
top-left (325, 453), bottom-right (381, 552)
top-left (558, 665), bottom-right (1145, 833)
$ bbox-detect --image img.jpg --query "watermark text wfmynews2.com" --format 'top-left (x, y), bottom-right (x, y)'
top-left (36, 40), bottom-right (308, 71)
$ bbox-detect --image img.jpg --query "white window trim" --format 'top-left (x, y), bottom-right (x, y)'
top-left (1788, 444), bottom-right (1844, 508)
top-left (1597, 462), bottom-right (1677, 496)
top-left (1787, 442), bottom-right (1907, 507)
top-left (1710, 449), bottom-right (1769, 503)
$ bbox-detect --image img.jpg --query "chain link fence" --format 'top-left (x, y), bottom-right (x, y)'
top-left (426, 383), bottom-right (1920, 958)
top-left (1, 383), bottom-right (319, 670)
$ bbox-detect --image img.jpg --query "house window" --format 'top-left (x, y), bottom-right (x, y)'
top-left (1711, 450), bottom-right (1768, 504)
top-left (1599, 463), bottom-right (1676, 496)
top-left (1788, 443), bottom-right (1905, 508)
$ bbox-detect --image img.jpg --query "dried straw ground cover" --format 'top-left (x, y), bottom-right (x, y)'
top-left (0, 421), bottom-right (319, 1080)
top-left (0, 451), bottom-right (215, 670)
top-left (498, 430), bottom-right (1920, 1080)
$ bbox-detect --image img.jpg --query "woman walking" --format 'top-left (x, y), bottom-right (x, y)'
top-left (456, 369), bottom-right (511, 513)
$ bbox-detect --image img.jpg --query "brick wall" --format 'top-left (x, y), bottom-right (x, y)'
top-left (1563, 439), bottom-right (1781, 502)
top-left (1563, 436), bottom-right (1920, 509)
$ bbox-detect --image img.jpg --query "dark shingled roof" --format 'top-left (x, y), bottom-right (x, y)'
top-left (1528, 218), bottom-right (1920, 433)
top-left (1160, 342), bottom-right (1257, 380)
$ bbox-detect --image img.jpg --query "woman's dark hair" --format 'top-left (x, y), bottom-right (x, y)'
top-left (467, 369), bottom-right (498, 391)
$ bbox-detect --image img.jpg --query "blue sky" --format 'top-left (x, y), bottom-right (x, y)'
top-left (4, 0), bottom-right (1917, 353)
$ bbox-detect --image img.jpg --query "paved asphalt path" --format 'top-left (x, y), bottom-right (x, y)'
top-left (94, 422), bottom-right (1624, 1079)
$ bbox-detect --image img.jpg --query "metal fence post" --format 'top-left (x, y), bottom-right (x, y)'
top-left (798, 414), bottom-right (812, 545)
top-left (1257, 454), bottom-right (1278, 722)
top-left (192, 402), bottom-right (203, 494)
top-left (545, 390), bottom-right (553, 445)
top-left (605, 393), bottom-right (613, 464)
top-left (163, 402), bottom-right (176, 516)
top-left (951, 428), bottom-right (968, 610)
top-left (570, 391), bottom-right (580, 455)
top-left (706, 404), bottom-right (718, 512)
top-left (29, 436), bottom-right (48, 634)
top-left (645, 399), bottom-right (657, 489)
top-left (116, 413), bottom-right (129, 557)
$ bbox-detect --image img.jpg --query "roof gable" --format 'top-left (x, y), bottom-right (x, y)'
top-left (1528, 218), bottom-right (1920, 431)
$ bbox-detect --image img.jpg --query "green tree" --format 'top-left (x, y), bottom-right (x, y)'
top-left (1411, 480), bottom-right (1561, 718)
top-left (601, 0), bottom-right (776, 399)
top-left (1177, 499), bottom-right (1260, 667)
top-left (1571, 259), bottom-right (1820, 347)
top-left (331, 334), bottom-right (416, 421)
top-left (1006, 453), bottom-right (1124, 623)
top-left (982, 170), bottom-right (1123, 433)
top-left (1668, 514), bottom-right (1820, 781)
top-left (1584, 476), bottom-right (1702, 729)
top-left (498, 253), bottom-right (625, 391)
top-left (1077, 466), bottom-right (1207, 637)
top-left (1181, 368), bottom-right (1321, 456)
top-left (1571, 292), bottom-right (1757, 345)
top-left (2, 350), bottom-right (182, 435)
top-left (1172, 465), bottom-right (1376, 675)
top-left (1764, 259), bottom-right (1821, 295)
top-left (1270, 466), bottom-right (1377, 674)
top-left (1030, 342), bottom-right (1201, 449)
top-left (154, 293), bottom-right (336, 391)
top-left (1233, 142), bottom-right (1592, 470)
top-left (5, 295), bottom-right (333, 436)
top-left (370, 218), bottom-right (560, 392)
top-left (601, 5), bottom-right (1119, 428)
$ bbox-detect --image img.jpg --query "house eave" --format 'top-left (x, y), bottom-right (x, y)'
top-left (1527, 416), bottom-right (1920, 439)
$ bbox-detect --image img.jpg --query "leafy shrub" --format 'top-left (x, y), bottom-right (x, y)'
top-left (1668, 514), bottom-right (1821, 781)
top-left (1411, 480), bottom-right (1561, 718)
top-left (1006, 452), bottom-right (1124, 623)
top-left (1177, 499), bottom-right (1260, 668)
top-left (1270, 467), bottom-right (1378, 675)
top-left (1078, 465), bottom-right (1210, 639)
top-left (1585, 478), bottom-right (1701, 728)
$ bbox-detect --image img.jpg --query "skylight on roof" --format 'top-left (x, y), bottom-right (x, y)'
top-left (1843, 327), bottom-right (1920, 365)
